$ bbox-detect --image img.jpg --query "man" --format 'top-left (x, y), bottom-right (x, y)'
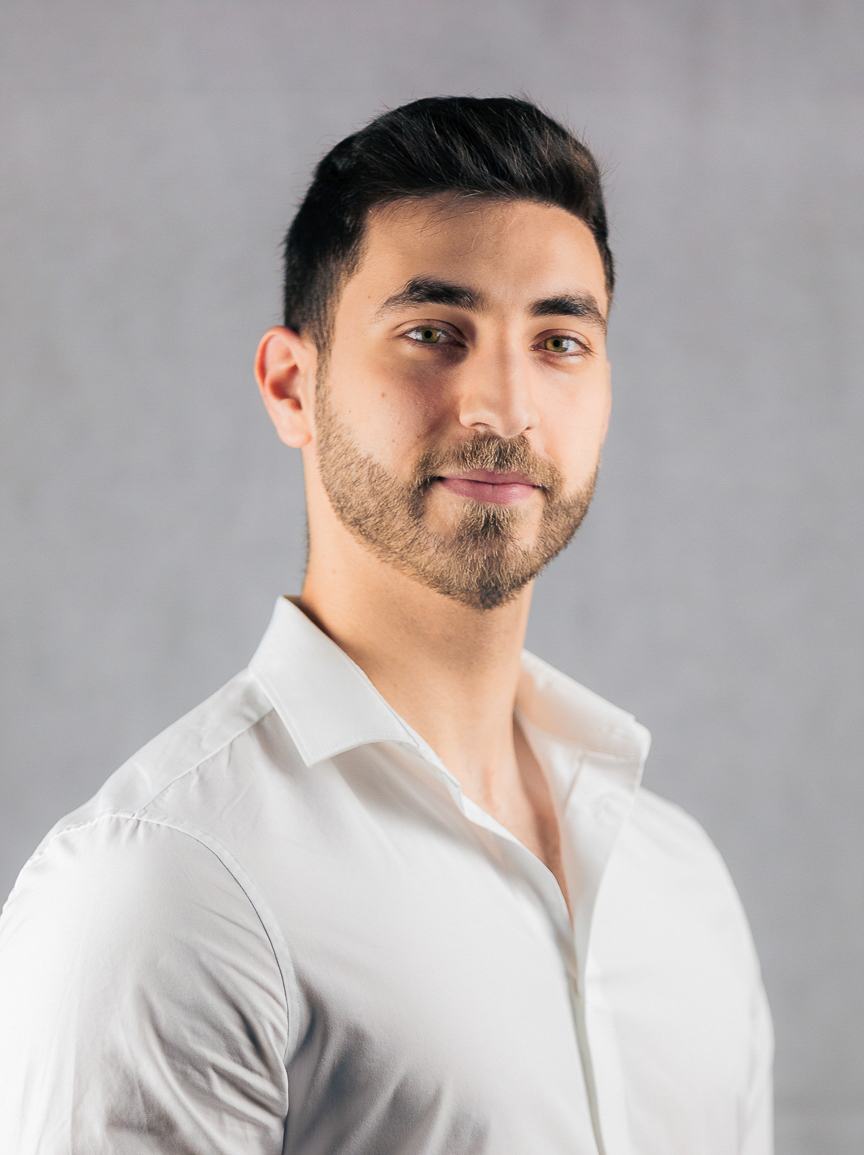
top-left (0, 97), bottom-right (772, 1153)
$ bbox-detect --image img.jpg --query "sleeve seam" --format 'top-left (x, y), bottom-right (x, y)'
top-left (28, 811), bottom-right (302, 1066)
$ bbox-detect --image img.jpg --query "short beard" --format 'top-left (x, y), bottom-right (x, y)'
top-left (314, 384), bottom-right (597, 611)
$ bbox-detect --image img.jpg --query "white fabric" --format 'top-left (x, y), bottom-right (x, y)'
top-left (0, 596), bottom-right (773, 1154)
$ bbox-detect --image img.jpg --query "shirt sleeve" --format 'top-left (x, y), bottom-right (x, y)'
top-left (0, 814), bottom-right (290, 1154)
top-left (739, 965), bottom-right (774, 1155)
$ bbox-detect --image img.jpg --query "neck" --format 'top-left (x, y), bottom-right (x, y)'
top-left (299, 525), bottom-right (532, 795)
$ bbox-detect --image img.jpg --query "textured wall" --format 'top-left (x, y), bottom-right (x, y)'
top-left (1, 2), bottom-right (862, 1150)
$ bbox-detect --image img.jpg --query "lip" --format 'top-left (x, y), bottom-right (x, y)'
top-left (436, 469), bottom-right (540, 506)
top-left (442, 469), bottom-right (537, 486)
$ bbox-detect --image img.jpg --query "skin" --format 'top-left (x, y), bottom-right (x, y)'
top-left (256, 194), bottom-right (611, 911)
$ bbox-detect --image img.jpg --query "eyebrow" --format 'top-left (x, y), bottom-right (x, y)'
top-left (375, 276), bottom-right (486, 316)
top-left (529, 293), bottom-right (607, 332)
top-left (375, 277), bottom-right (607, 331)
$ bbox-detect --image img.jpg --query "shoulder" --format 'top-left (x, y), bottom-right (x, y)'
top-left (0, 818), bottom-right (294, 1147)
top-left (0, 666), bottom-right (302, 1031)
top-left (31, 667), bottom-right (297, 857)
top-left (1, 814), bottom-right (282, 981)
top-left (604, 786), bottom-right (760, 974)
top-left (0, 810), bottom-right (298, 1055)
top-left (618, 786), bottom-right (747, 913)
top-left (626, 786), bottom-right (730, 872)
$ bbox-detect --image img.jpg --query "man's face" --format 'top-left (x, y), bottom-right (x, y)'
top-left (312, 194), bottom-right (612, 611)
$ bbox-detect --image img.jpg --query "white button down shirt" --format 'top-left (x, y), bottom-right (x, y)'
top-left (0, 597), bottom-right (772, 1154)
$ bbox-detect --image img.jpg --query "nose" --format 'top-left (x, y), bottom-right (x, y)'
top-left (456, 341), bottom-right (539, 439)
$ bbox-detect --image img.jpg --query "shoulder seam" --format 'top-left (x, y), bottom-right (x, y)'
top-left (137, 702), bottom-right (278, 814)
top-left (28, 811), bottom-right (302, 1064)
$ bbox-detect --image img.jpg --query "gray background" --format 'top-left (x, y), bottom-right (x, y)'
top-left (1, 1), bottom-right (861, 1150)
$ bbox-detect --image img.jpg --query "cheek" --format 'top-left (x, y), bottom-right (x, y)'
top-left (544, 387), bottom-right (610, 476)
top-left (325, 359), bottom-right (450, 474)
top-left (345, 362), bottom-right (455, 448)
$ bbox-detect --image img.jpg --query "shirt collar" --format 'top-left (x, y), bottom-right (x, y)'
top-left (249, 595), bottom-right (649, 783)
top-left (249, 596), bottom-right (419, 766)
top-left (250, 595), bottom-right (650, 981)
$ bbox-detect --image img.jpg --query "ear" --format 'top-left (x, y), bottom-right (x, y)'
top-left (255, 327), bottom-right (317, 448)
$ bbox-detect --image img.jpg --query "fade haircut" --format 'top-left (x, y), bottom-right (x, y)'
top-left (282, 96), bottom-right (614, 352)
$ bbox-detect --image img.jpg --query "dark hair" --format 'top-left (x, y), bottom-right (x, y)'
top-left (282, 96), bottom-right (613, 349)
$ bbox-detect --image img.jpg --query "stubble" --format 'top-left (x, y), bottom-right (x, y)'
top-left (314, 385), bottom-right (597, 611)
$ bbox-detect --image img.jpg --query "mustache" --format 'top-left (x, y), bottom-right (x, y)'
top-left (413, 434), bottom-right (564, 494)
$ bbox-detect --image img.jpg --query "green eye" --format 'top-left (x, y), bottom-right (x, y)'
top-left (542, 335), bottom-right (579, 353)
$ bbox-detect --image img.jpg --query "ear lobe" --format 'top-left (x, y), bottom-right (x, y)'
top-left (255, 327), bottom-right (317, 448)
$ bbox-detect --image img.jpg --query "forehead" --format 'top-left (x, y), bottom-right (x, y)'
top-left (346, 194), bottom-right (609, 313)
